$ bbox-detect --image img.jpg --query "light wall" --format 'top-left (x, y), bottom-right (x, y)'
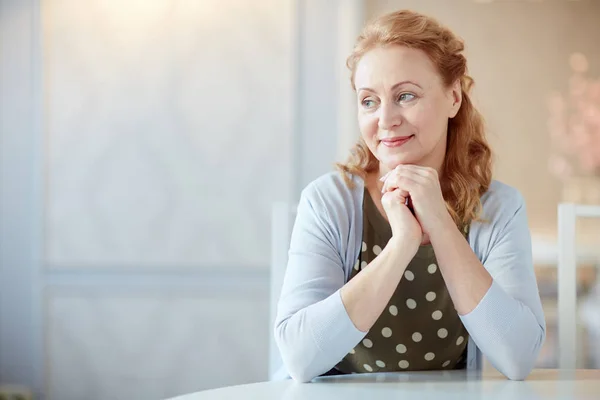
top-left (43, 0), bottom-right (294, 269)
top-left (1, 0), bottom-right (348, 398)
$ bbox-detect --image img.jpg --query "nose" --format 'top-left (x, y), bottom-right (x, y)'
top-left (377, 102), bottom-right (402, 131)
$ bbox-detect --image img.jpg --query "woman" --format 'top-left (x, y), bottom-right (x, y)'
top-left (274, 9), bottom-right (545, 382)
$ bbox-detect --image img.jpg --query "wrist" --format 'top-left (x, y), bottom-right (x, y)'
top-left (429, 215), bottom-right (460, 244)
top-left (385, 236), bottom-right (420, 258)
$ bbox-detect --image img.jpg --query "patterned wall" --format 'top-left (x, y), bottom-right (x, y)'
top-left (46, 290), bottom-right (269, 399)
top-left (43, 0), bottom-right (293, 268)
top-left (41, 0), bottom-right (294, 398)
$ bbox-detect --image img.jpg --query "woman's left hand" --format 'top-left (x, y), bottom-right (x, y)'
top-left (380, 165), bottom-right (453, 236)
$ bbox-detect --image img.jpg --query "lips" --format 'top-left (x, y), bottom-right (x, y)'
top-left (380, 135), bottom-right (414, 147)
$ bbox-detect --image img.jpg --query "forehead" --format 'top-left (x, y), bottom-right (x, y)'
top-left (354, 45), bottom-right (442, 90)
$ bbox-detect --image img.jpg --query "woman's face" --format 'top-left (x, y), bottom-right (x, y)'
top-left (354, 45), bottom-right (462, 175)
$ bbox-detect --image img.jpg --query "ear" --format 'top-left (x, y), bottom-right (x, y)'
top-left (448, 79), bottom-right (462, 118)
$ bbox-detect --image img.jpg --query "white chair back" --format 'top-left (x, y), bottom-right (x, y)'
top-left (557, 203), bottom-right (600, 369)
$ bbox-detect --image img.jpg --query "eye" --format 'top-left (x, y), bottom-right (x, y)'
top-left (361, 98), bottom-right (377, 109)
top-left (397, 93), bottom-right (416, 103)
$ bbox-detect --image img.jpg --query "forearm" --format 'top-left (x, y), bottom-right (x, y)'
top-left (275, 288), bottom-right (367, 382)
top-left (429, 217), bottom-right (544, 379)
top-left (429, 217), bottom-right (492, 315)
top-left (460, 281), bottom-right (545, 380)
top-left (340, 239), bottom-right (417, 332)
top-left (275, 241), bottom-right (415, 382)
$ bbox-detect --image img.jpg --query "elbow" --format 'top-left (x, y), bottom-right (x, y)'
top-left (275, 346), bottom-right (318, 383)
top-left (274, 320), bottom-right (317, 383)
top-left (500, 361), bottom-right (534, 381)
top-left (287, 367), bottom-right (316, 383)
top-left (499, 329), bottom-right (545, 381)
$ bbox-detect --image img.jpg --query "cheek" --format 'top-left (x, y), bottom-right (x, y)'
top-left (409, 101), bottom-right (448, 140)
top-left (358, 114), bottom-right (379, 153)
top-left (358, 114), bottom-right (378, 139)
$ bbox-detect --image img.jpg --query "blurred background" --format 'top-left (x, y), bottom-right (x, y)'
top-left (0, 0), bottom-right (599, 399)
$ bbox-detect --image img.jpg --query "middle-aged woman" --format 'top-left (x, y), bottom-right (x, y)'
top-left (273, 9), bottom-right (546, 383)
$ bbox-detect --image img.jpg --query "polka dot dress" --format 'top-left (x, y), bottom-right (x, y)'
top-left (335, 188), bottom-right (469, 374)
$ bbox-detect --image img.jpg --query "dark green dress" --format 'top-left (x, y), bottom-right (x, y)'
top-left (334, 189), bottom-right (469, 373)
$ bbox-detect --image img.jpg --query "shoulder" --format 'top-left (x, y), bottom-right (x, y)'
top-left (470, 180), bottom-right (530, 261)
top-left (300, 171), bottom-right (363, 219)
top-left (479, 179), bottom-right (526, 224)
top-left (296, 171), bottom-right (364, 270)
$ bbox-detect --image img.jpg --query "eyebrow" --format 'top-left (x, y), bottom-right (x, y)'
top-left (357, 80), bottom-right (423, 92)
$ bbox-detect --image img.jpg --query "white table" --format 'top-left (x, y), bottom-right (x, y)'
top-left (169, 369), bottom-right (600, 400)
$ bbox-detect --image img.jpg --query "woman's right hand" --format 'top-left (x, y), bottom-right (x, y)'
top-left (381, 189), bottom-right (422, 252)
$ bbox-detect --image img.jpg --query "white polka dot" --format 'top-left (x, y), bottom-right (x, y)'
top-left (396, 344), bottom-right (407, 354)
top-left (412, 332), bottom-right (422, 342)
top-left (382, 327), bottom-right (392, 338)
top-left (364, 364), bottom-right (373, 372)
top-left (406, 298), bottom-right (417, 309)
top-left (362, 242), bottom-right (367, 252)
top-left (426, 292), bottom-right (436, 301)
top-left (354, 260), bottom-right (360, 271)
top-left (361, 261), bottom-right (368, 269)
top-left (349, 348), bottom-right (355, 354)
top-left (389, 305), bottom-right (398, 316)
top-left (437, 328), bottom-right (448, 339)
top-left (398, 360), bottom-right (409, 369)
top-left (373, 245), bottom-right (382, 255)
top-left (376, 360), bottom-right (386, 368)
top-left (404, 270), bottom-right (414, 281)
top-left (424, 352), bottom-right (435, 361)
top-left (456, 336), bottom-right (464, 346)
top-left (428, 263), bottom-right (438, 274)
top-left (432, 310), bottom-right (443, 320)
top-left (363, 339), bottom-right (373, 348)
top-left (443, 360), bottom-right (451, 367)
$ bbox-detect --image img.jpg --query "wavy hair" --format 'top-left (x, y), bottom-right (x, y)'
top-left (336, 10), bottom-right (493, 229)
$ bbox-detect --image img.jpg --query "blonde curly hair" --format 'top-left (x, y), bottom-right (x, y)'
top-left (336, 10), bottom-right (493, 230)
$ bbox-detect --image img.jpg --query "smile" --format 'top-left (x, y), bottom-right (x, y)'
top-left (380, 135), bottom-right (414, 148)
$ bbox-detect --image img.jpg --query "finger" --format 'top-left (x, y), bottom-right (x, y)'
top-left (380, 165), bottom-right (418, 185)
top-left (396, 164), bottom-right (438, 180)
top-left (396, 167), bottom-right (430, 182)
top-left (390, 169), bottom-right (432, 190)
top-left (381, 167), bottom-right (399, 193)
top-left (381, 180), bottom-right (410, 201)
top-left (397, 188), bottom-right (410, 199)
top-left (382, 173), bottom-right (418, 195)
top-left (382, 189), bottom-right (406, 207)
top-left (382, 182), bottom-right (410, 199)
top-left (382, 173), bottom-right (402, 193)
top-left (393, 189), bottom-right (408, 205)
top-left (396, 164), bottom-right (430, 172)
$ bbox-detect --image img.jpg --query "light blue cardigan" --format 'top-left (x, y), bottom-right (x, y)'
top-left (273, 171), bottom-right (546, 382)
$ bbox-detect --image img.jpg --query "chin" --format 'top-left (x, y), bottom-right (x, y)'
top-left (380, 154), bottom-right (420, 169)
